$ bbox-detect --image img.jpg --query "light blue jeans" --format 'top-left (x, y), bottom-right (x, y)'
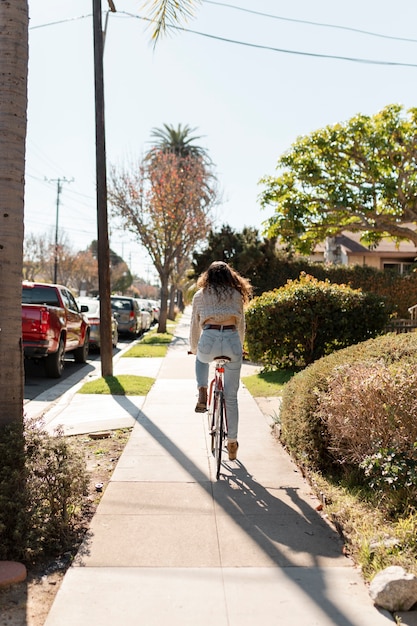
top-left (196, 327), bottom-right (242, 440)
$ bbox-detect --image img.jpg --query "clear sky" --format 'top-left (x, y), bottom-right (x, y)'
top-left (25, 0), bottom-right (417, 278)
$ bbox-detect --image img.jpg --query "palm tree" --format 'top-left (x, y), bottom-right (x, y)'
top-left (143, 0), bottom-right (200, 43)
top-left (149, 123), bottom-right (209, 161)
top-left (0, 0), bottom-right (201, 426)
top-left (0, 0), bottom-right (28, 560)
top-left (0, 0), bottom-right (201, 553)
top-left (0, 1), bottom-right (28, 428)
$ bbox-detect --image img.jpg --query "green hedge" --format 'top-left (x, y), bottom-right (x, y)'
top-left (245, 274), bottom-right (388, 369)
top-left (260, 257), bottom-right (417, 319)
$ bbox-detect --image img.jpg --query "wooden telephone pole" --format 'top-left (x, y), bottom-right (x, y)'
top-left (92, 0), bottom-right (115, 377)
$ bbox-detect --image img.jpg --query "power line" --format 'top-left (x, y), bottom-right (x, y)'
top-left (119, 12), bottom-right (417, 68)
top-left (29, 6), bottom-right (417, 45)
top-left (29, 14), bottom-right (92, 30)
top-left (204, 0), bottom-right (417, 45)
top-left (28, 9), bottom-right (417, 68)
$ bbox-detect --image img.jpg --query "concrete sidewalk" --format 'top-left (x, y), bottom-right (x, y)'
top-left (43, 310), bottom-right (393, 626)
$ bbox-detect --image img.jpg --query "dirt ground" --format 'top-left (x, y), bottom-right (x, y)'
top-left (0, 428), bottom-right (131, 626)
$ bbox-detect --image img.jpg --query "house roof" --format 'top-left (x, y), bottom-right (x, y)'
top-left (315, 229), bottom-right (417, 256)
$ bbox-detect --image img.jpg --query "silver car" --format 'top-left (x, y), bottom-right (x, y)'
top-left (110, 296), bottom-right (142, 336)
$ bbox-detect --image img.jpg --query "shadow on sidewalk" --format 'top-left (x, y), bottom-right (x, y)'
top-left (77, 390), bottom-right (371, 626)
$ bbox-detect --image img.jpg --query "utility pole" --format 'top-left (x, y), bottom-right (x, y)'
top-left (48, 177), bottom-right (73, 283)
top-left (92, 0), bottom-right (116, 377)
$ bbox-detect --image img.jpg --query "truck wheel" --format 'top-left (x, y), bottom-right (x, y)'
top-left (45, 338), bottom-right (65, 378)
top-left (74, 332), bottom-right (89, 363)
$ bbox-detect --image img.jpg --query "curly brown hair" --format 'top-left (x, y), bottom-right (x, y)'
top-left (196, 261), bottom-right (252, 303)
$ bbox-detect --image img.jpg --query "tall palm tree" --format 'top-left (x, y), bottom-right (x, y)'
top-left (0, 0), bottom-right (201, 557)
top-left (143, 0), bottom-right (201, 43)
top-left (149, 123), bottom-right (209, 160)
top-left (0, 0), bottom-right (28, 560)
top-left (0, 1), bottom-right (28, 428)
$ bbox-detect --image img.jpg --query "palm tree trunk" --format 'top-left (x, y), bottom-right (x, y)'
top-left (0, 1), bottom-right (28, 426)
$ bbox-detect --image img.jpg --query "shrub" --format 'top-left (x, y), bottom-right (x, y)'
top-left (0, 419), bottom-right (89, 562)
top-left (279, 332), bottom-right (417, 473)
top-left (258, 255), bottom-right (417, 319)
top-left (360, 445), bottom-right (417, 513)
top-left (0, 422), bottom-right (28, 560)
top-left (314, 361), bottom-right (417, 466)
top-left (25, 421), bottom-right (89, 558)
top-left (245, 273), bottom-right (388, 369)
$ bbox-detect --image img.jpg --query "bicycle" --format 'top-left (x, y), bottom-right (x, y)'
top-left (207, 355), bottom-right (231, 480)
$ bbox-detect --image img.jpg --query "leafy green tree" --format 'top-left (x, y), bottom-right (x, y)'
top-left (260, 104), bottom-right (417, 254)
top-left (191, 224), bottom-right (280, 295)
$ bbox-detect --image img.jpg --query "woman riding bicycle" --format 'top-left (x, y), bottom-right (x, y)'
top-left (189, 261), bottom-right (252, 460)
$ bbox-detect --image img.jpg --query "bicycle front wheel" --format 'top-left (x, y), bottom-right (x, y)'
top-left (215, 393), bottom-right (225, 480)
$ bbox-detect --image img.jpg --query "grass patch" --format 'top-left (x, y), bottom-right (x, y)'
top-left (78, 374), bottom-right (155, 395)
top-left (309, 471), bottom-right (417, 580)
top-left (242, 369), bottom-right (294, 397)
top-left (123, 343), bottom-right (168, 358)
top-left (141, 332), bottom-right (173, 345)
top-left (123, 329), bottom-right (174, 357)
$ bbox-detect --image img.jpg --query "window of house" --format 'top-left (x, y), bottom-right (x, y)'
top-left (383, 262), bottom-right (414, 275)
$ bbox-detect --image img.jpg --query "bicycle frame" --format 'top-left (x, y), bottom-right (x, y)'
top-left (208, 357), bottom-right (229, 480)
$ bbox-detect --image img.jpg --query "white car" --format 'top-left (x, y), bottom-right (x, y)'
top-left (77, 297), bottom-right (118, 350)
top-left (135, 299), bottom-right (152, 332)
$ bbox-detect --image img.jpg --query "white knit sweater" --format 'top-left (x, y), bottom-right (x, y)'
top-left (189, 287), bottom-right (245, 353)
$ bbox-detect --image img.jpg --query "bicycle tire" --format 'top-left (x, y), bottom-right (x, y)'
top-left (215, 392), bottom-right (225, 480)
top-left (209, 391), bottom-right (216, 456)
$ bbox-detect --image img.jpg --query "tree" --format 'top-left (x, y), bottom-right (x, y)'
top-left (0, 0), bottom-right (202, 558)
top-left (0, 2), bottom-right (28, 428)
top-left (149, 123), bottom-right (208, 160)
top-left (0, 0), bottom-right (29, 559)
top-left (143, 0), bottom-right (200, 43)
top-left (90, 240), bottom-right (133, 294)
top-left (260, 104), bottom-right (417, 254)
top-left (70, 249), bottom-right (99, 294)
top-left (109, 128), bottom-right (217, 332)
top-left (23, 232), bottom-right (51, 281)
top-left (191, 224), bottom-right (280, 295)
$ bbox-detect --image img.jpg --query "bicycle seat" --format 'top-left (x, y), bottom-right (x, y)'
top-left (213, 355), bottom-right (231, 362)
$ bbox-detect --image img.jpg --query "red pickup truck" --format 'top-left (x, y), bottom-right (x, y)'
top-left (22, 282), bottom-right (90, 378)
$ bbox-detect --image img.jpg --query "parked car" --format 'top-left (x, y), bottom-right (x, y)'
top-left (22, 281), bottom-right (90, 378)
top-left (148, 299), bottom-right (161, 323)
top-left (110, 296), bottom-right (141, 336)
top-left (135, 298), bottom-right (152, 332)
top-left (77, 297), bottom-right (118, 350)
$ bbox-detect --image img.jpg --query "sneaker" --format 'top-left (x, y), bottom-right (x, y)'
top-left (227, 441), bottom-right (239, 460)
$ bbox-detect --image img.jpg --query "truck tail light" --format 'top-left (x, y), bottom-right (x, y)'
top-left (40, 308), bottom-right (49, 334)
top-left (129, 312), bottom-right (135, 320)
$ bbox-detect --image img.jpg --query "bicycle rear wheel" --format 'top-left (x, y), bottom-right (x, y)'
top-left (209, 393), bottom-right (217, 456)
top-left (215, 393), bottom-right (225, 480)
